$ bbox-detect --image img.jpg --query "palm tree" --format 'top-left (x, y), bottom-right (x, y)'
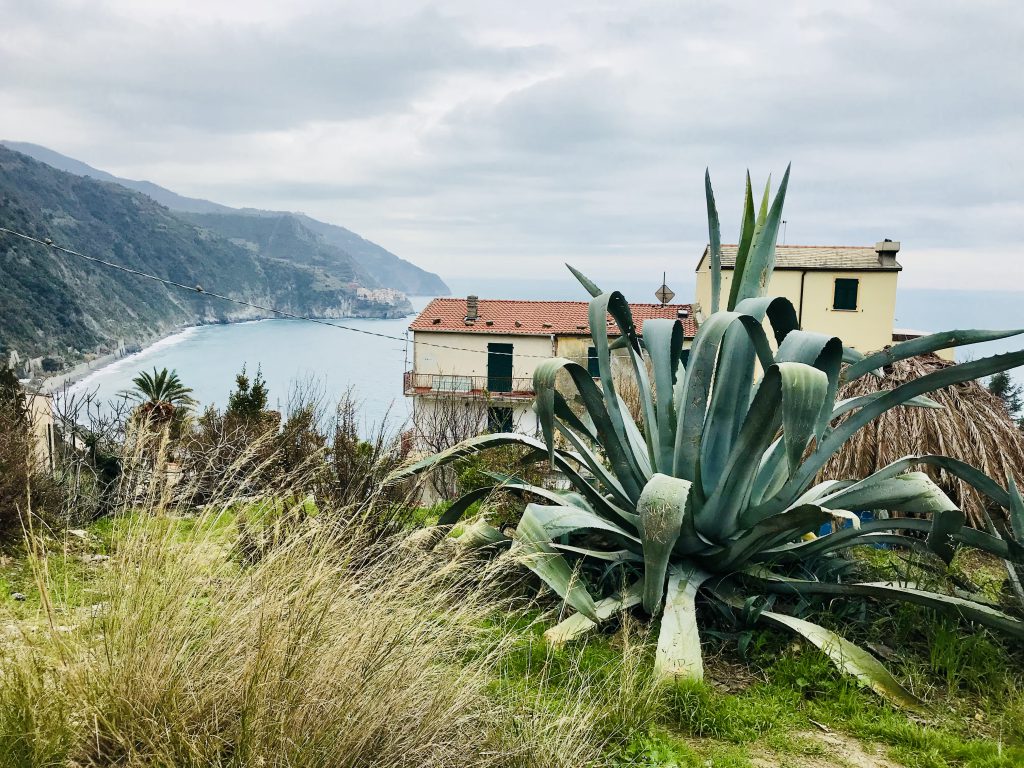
top-left (123, 368), bottom-right (196, 423)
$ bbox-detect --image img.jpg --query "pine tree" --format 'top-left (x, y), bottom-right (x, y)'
top-left (988, 371), bottom-right (1024, 428)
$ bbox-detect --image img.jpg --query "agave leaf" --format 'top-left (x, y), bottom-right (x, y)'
top-left (655, 565), bottom-right (711, 682)
top-left (757, 577), bottom-right (1024, 641)
top-left (566, 263), bottom-right (603, 298)
top-left (732, 165), bottom-right (790, 305)
top-left (1000, 475), bottom-right (1024, 604)
top-left (927, 509), bottom-right (967, 563)
top-left (699, 307), bottom-right (782, 496)
top-left (780, 361), bottom-right (829, 473)
top-left (392, 430), bottom-right (634, 527)
top-left (390, 432), bottom-right (549, 481)
top-left (518, 503), bottom-right (640, 543)
top-left (675, 311), bottom-right (775, 483)
top-left (842, 346), bottom-right (866, 365)
top-left (817, 472), bottom-right (958, 517)
top-left (545, 579), bottom-right (645, 646)
top-left (534, 357), bottom-right (645, 501)
top-left (831, 392), bottom-right (941, 420)
top-left (734, 295), bottom-right (801, 345)
top-left (615, 390), bottom-right (655, 477)
top-left (637, 474), bottom-right (693, 613)
top-left (587, 292), bottom-right (650, 492)
top-left (1007, 474), bottom-right (1024, 543)
top-left (551, 390), bottom-right (598, 442)
top-left (644, 318), bottom-right (685, 472)
top-left (709, 504), bottom-right (832, 572)
top-left (701, 363), bottom-right (827, 540)
top-left (775, 350), bottom-right (1024, 512)
top-left (674, 311), bottom-right (745, 480)
top-left (706, 169), bottom-right (722, 315)
top-left (554, 422), bottom-right (634, 509)
top-left (762, 516), bottom-right (1024, 564)
top-left (437, 486), bottom-right (495, 526)
top-left (551, 544), bottom-right (644, 562)
top-left (756, 610), bottom-right (925, 711)
top-left (774, 330), bottom-right (844, 438)
top-left (516, 504), bottom-right (599, 621)
top-left (844, 328), bottom-right (1024, 382)
top-left (624, 335), bottom-right (661, 469)
top-left (726, 171), bottom-right (757, 311)
top-left (455, 517), bottom-right (507, 549)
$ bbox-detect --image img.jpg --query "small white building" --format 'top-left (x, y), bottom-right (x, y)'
top-left (405, 296), bottom-right (696, 442)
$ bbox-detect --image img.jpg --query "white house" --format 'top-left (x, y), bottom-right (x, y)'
top-left (405, 295), bottom-right (696, 441)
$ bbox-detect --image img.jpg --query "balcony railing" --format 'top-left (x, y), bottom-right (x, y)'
top-left (404, 370), bottom-right (534, 399)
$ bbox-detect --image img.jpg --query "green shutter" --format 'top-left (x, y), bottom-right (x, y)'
top-left (587, 346), bottom-right (600, 377)
top-left (833, 278), bottom-right (859, 311)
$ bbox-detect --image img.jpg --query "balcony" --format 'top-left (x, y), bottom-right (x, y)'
top-left (403, 370), bottom-right (535, 399)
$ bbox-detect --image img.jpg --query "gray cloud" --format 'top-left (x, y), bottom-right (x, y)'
top-left (0, 0), bottom-right (1021, 288)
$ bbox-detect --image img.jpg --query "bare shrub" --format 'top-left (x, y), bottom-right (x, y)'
top-left (412, 390), bottom-right (488, 499)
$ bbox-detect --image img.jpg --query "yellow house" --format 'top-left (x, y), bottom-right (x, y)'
top-left (695, 241), bottom-right (902, 354)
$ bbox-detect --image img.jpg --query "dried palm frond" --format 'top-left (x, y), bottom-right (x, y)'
top-left (824, 353), bottom-right (1024, 529)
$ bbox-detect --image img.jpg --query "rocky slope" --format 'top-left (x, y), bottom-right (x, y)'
top-left (0, 146), bottom-right (410, 374)
top-left (1, 141), bottom-right (449, 296)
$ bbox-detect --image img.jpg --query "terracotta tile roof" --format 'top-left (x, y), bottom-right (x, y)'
top-left (698, 244), bottom-right (902, 271)
top-left (409, 298), bottom-right (697, 338)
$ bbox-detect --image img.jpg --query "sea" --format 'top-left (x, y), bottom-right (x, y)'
top-left (64, 278), bottom-right (1024, 434)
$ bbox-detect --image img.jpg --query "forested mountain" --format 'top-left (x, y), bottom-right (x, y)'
top-left (0, 146), bottom-right (411, 369)
top-left (181, 212), bottom-right (378, 290)
top-left (1, 141), bottom-right (449, 295)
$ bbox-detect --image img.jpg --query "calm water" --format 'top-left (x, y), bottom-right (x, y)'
top-left (66, 298), bottom-right (431, 432)
top-left (65, 282), bottom-right (1024, 431)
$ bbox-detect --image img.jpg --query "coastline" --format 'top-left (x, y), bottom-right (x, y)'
top-left (40, 325), bottom-right (203, 395)
top-left (40, 302), bottom-right (427, 397)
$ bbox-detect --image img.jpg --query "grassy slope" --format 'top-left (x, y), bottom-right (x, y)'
top-left (1, 511), bottom-right (1022, 768)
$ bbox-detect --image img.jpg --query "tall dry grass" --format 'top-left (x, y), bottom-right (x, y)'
top-left (0, 430), bottom-right (660, 768)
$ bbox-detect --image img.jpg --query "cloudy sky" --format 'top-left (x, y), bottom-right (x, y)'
top-left (1, 0), bottom-right (1021, 288)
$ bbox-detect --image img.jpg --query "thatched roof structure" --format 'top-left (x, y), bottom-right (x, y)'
top-left (823, 354), bottom-right (1024, 530)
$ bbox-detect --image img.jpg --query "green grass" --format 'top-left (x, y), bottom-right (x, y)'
top-left (479, 595), bottom-right (1024, 767)
top-left (3, 514), bottom-right (1023, 768)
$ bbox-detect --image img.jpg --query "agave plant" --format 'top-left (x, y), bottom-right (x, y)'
top-left (394, 168), bottom-right (1024, 708)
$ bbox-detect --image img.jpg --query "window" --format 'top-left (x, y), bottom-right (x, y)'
top-left (587, 346), bottom-right (600, 377)
top-left (833, 278), bottom-right (859, 311)
top-left (487, 406), bottom-right (514, 433)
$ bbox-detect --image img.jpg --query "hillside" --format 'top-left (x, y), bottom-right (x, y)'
top-left (1, 141), bottom-right (449, 296)
top-left (181, 212), bottom-right (379, 291)
top-left (0, 146), bottom-right (410, 370)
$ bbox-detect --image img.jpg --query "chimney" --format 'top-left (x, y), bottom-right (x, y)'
top-left (465, 295), bottom-right (479, 324)
top-left (875, 239), bottom-right (900, 267)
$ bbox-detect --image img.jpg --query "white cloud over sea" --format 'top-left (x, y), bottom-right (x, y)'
top-left (1, 0), bottom-right (1021, 288)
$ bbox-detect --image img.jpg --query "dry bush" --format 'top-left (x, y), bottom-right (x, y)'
top-left (0, 459), bottom-right (644, 768)
top-left (412, 390), bottom-right (489, 499)
top-left (824, 354), bottom-right (1024, 530)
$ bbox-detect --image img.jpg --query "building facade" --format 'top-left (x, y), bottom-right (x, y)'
top-left (694, 241), bottom-right (902, 353)
top-left (405, 297), bottom-right (696, 442)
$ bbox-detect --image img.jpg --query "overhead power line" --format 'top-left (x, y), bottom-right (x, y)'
top-left (0, 226), bottom-right (595, 360)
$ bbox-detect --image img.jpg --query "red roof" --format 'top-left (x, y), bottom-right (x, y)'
top-left (409, 298), bottom-right (697, 338)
